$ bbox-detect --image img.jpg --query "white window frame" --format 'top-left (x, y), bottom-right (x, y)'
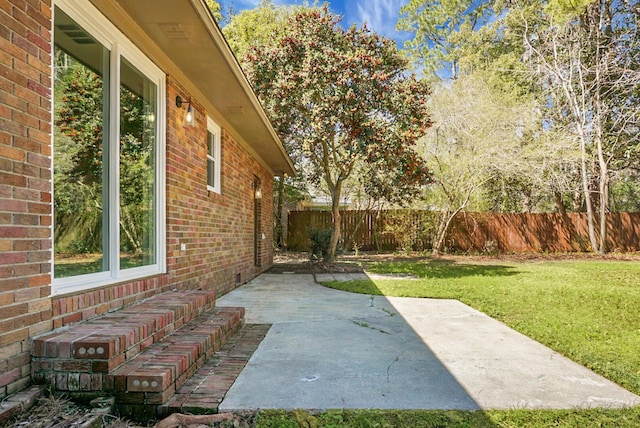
top-left (206, 117), bottom-right (222, 194)
top-left (52, 0), bottom-right (166, 295)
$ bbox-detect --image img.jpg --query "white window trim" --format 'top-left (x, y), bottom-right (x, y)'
top-left (206, 117), bottom-right (222, 194)
top-left (52, 0), bottom-right (166, 296)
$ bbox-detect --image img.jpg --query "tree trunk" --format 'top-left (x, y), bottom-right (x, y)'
top-left (433, 208), bottom-right (463, 255)
top-left (522, 188), bottom-right (532, 213)
top-left (572, 191), bottom-right (583, 212)
top-left (274, 177), bottom-right (284, 248)
top-left (592, 94), bottom-right (608, 253)
top-left (554, 192), bottom-right (567, 214)
top-left (596, 138), bottom-right (609, 254)
top-left (327, 181), bottom-right (343, 262)
top-left (119, 209), bottom-right (142, 256)
top-left (579, 133), bottom-right (599, 252)
top-left (432, 211), bottom-right (450, 255)
top-left (593, 11), bottom-right (608, 255)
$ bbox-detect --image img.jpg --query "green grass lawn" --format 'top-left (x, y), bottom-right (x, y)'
top-left (255, 407), bottom-right (640, 428)
top-left (326, 257), bottom-right (640, 396)
top-left (54, 253), bottom-right (145, 278)
top-left (256, 256), bottom-right (640, 428)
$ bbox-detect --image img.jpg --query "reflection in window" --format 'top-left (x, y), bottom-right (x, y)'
top-left (53, 8), bottom-right (110, 278)
top-left (52, 3), bottom-right (163, 287)
top-left (119, 58), bottom-right (157, 269)
top-left (207, 117), bottom-right (221, 194)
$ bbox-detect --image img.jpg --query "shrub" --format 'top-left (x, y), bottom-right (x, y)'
top-left (384, 211), bottom-right (433, 254)
top-left (308, 228), bottom-right (335, 261)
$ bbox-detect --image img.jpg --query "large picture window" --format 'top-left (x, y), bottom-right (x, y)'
top-left (53, 0), bottom-right (165, 293)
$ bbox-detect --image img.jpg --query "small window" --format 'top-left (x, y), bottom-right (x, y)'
top-left (207, 117), bottom-right (221, 194)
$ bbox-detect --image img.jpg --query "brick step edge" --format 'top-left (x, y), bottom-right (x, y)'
top-left (121, 323), bottom-right (271, 423)
top-left (105, 306), bottom-right (245, 407)
top-left (32, 289), bottom-right (217, 393)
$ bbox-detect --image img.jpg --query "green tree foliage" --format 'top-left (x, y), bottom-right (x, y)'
top-left (204, 0), bottom-right (222, 22)
top-left (244, 7), bottom-right (432, 261)
top-left (544, 0), bottom-right (594, 21)
top-left (222, 0), bottom-right (295, 58)
top-left (400, 0), bottom-right (639, 256)
top-left (419, 72), bottom-right (557, 253)
top-left (223, 0), bottom-right (320, 249)
top-left (397, 0), bottom-right (494, 79)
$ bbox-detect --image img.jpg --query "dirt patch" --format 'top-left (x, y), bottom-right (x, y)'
top-left (2, 394), bottom-right (260, 428)
top-left (0, 394), bottom-right (132, 428)
top-left (267, 251), bottom-right (365, 274)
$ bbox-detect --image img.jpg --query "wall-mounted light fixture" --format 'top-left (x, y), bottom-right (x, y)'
top-left (176, 95), bottom-right (195, 127)
top-left (252, 179), bottom-right (262, 200)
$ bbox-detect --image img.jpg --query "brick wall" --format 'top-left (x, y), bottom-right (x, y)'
top-left (50, 276), bottom-right (170, 329)
top-left (0, 0), bottom-right (53, 398)
top-left (166, 77), bottom-right (273, 296)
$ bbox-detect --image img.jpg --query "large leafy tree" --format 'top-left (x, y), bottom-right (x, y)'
top-left (204, 0), bottom-right (222, 22)
top-left (223, 0), bottom-right (316, 248)
top-left (243, 7), bottom-right (432, 261)
top-left (516, 0), bottom-right (640, 253)
top-left (419, 72), bottom-right (569, 253)
top-left (222, 0), bottom-right (295, 58)
top-left (399, 0), bottom-right (640, 251)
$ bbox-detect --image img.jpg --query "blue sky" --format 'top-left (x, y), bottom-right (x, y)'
top-left (217, 0), bottom-right (412, 46)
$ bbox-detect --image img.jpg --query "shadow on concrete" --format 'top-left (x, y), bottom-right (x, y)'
top-left (218, 267), bottom-right (639, 419)
top-left (215, 273), bottom-right (495, 426)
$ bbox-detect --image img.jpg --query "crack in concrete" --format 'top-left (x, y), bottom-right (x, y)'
top-left (351, 319), bottom-right (390, 335)
top-left (387, 350), bottom-right (407, 383)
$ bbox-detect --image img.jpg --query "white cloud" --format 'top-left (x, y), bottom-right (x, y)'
top-left (353, 0), bottom-right (403, 39)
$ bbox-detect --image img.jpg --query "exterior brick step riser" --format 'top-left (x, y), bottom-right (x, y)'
top-left (31, 291), bottom-right (244, 406)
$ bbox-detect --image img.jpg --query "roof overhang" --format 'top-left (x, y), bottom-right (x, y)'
top-left (89, 0), bottom-right (295, 177)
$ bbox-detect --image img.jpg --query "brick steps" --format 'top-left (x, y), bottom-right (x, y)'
top-left (105, 307), bottom-right (245, 410)
top-left (158, 323), bottom-right (270, 418)
top-left (31, 290), bottom-right (247, 421)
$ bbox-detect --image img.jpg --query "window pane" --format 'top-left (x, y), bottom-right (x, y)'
top-left (53, 8), bottom-right (110, 278)
top-left (207, 159), bottom-right (216, 188)
top-left (119, 58), bottom-right (157, 269)
top-left (207, 131), bottom-right (215, 188)
top-left (207, 131), bottom-right (214, 156)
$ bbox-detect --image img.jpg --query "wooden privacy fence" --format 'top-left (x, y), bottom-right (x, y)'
top-left (286, 210), bottom-right (640, 253)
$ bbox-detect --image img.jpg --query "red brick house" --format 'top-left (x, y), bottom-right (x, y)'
top-left (0, 0), bottom-right (294, 406)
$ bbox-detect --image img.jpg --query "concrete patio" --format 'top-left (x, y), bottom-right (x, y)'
top-left (217, 273), bottom-right (639, 411)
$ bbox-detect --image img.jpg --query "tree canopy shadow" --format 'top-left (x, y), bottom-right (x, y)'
top-left (365, 257), bottom-right (520, 280)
